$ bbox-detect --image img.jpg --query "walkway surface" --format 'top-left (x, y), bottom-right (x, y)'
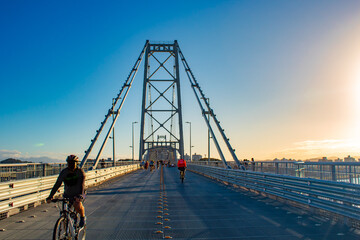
top-left (0, 166), bottom-right (359, 239)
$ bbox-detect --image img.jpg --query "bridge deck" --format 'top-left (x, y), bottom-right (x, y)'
top-left (0, 166), bottom-right (359, 239)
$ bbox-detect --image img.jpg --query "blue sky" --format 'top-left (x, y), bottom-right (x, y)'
top-left (1, 0), bottom-right (360, 162)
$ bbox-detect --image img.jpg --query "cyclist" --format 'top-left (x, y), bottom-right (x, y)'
top-left (177, 158), bottom-right (187, 179)
top-left (46, 155), bottom-right (86, 228)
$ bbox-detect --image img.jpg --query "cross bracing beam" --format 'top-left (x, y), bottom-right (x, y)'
top-left (178, 47), bottom-right (244, 169)
top-left (144, 111), bottom-right (180, 142)
top-left (139, 41), bottom-right (184, 162)
top-left (79, 41), bottom-right (149, 169)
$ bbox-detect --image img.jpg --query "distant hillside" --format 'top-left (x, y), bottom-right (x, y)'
top-left (0, 158), bottom-right (33, 164)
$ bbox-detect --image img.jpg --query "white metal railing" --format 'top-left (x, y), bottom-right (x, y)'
top-left (0, 163), bottom-right (67, 182)
top-left (188, 164), bottom-right (360, 221)
top-left (0, 164), bottom-right (139, 218)
top-left (0, 161), bottom-right (137, 182)
top-left (193, 161), bottom-right (360, 184)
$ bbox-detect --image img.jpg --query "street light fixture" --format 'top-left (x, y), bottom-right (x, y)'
top-left (201, 97), bottom-right (211, 165)
top-left (132, 121), bottom-right (138, 162)
top-left (185, 121), bottom-right (192, 162)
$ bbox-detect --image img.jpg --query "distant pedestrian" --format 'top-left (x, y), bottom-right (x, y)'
top-left (140, 160), bottom-right (145, 169)
top-left (150, 160), bottom-right (155, 171)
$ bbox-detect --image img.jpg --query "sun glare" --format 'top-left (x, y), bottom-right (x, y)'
top-left (356, 64), bottom-right (360, 109)
top-left (355, 61), bottom-right (360, 121)
top-left (352, 60), bottom-right (360, 143)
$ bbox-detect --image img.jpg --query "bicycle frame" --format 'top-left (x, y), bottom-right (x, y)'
top-left (180, 169), bottom-right (185, 183)
top-left (57, 199), bottom-right (78, 238)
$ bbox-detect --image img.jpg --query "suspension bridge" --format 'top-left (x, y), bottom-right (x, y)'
top-left (0, 41), bottom-right (359, 239)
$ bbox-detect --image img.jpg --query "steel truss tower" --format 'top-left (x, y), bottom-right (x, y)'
top-left (80, 40), bottom-right (243, 170)
top-left (139, 41), bottom-right (184, 162)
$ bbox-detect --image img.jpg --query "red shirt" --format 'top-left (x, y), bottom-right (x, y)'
top-left (177, 159), bottom-right (187, 168)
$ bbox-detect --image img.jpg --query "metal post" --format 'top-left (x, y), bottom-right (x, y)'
top-left (174, 40), bottom-right (185, 159)
top-left (320, 165), bottom-right (323, 180)
top-left (42, 164), bottom-right (46, 177)
top-left (349, 165), bottom-right (353, 184)
top-left (331, 165), bottom-right (336, 181)
top-left (186, 122), bottom-right (192, 161)
top-left (132, 121), bottom-right (138, 162)
top-left (112, 98), bottom-right (116, 166)
top-left (205, 98), bottom-right (210, 165)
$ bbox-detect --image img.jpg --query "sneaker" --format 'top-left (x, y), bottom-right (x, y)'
top-left (79, 216), bottom-right (86, 228)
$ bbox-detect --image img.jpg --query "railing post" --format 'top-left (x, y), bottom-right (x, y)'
top-left (354, 166), bottom-right (358, 184)
top-left (275, 162), bottom-right (279, 175)
top-left (349, 165), bottom-right (353, 184)
top-left (320, 165), bottom-right (323, 180)
top-left (42, 164), bottom-right (46, 177)
top-left (331, 165), bottom-right (336, 182)
top-left (296, 165), bottom-right (300, 178)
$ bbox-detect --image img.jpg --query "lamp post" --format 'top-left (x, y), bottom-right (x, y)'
top-left (201, 97), bottom-right (211, 165)
top-left (186, 121), bottom-right (192, 162)
top-left (112, 98), bottom-right (116, 166)
top-left (131, 121), bottom-right (138, 163)
top-left (205, 98), bottom-right (210, 165)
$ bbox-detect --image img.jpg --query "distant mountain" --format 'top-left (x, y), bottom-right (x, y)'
top-left (1, 158), bottom-right (33, 163)
top-left (23, 156), bottom-right (64, 163)
top-left (1, 157), bottom-right (64, 164)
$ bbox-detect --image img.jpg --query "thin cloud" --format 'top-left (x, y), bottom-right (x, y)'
top-left (294, 139), bottom-right (349, 150)
top-left (275, 139), bottom-right (360, 159)
top-left (0, 149), bottom-right (22, 159)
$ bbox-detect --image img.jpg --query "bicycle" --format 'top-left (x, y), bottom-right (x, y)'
top-left (180, 169), bottom-right (185, 183)
top-left (52, 198), bottom-right (86, 240)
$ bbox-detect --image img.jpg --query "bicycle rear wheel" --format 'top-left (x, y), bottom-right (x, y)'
top-left (53, 216), bottom-right (68, 240)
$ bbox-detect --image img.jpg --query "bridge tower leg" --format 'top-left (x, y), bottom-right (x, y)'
top-left (139, 41), bottom-right (184, 163)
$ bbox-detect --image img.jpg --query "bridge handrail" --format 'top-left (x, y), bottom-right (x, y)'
top-left (194, 160), bottom-right (360, 183)
top-left (0, 161), bottom-right (136, 182)
top-left (188, 164), bottom-right (360, 221)
top-left (0, 164), bottom-right (140, 218)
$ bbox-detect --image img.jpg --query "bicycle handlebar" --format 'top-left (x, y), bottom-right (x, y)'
top-left (51, 198), bottom-right (70, 203)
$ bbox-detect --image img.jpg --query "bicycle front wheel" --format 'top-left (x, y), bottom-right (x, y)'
top-left (76, 226), bottom-right (86, 240)
top-left (53, 216), bottom-right (68, 240)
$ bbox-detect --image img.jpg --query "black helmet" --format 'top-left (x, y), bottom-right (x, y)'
top-left (66, 155), bottom-right (79, 162)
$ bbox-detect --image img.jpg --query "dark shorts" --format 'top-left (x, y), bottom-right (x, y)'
top-left (63, 193), bottom-right (86, 203)
top-left (178, 167), bottom-right (186, 171)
